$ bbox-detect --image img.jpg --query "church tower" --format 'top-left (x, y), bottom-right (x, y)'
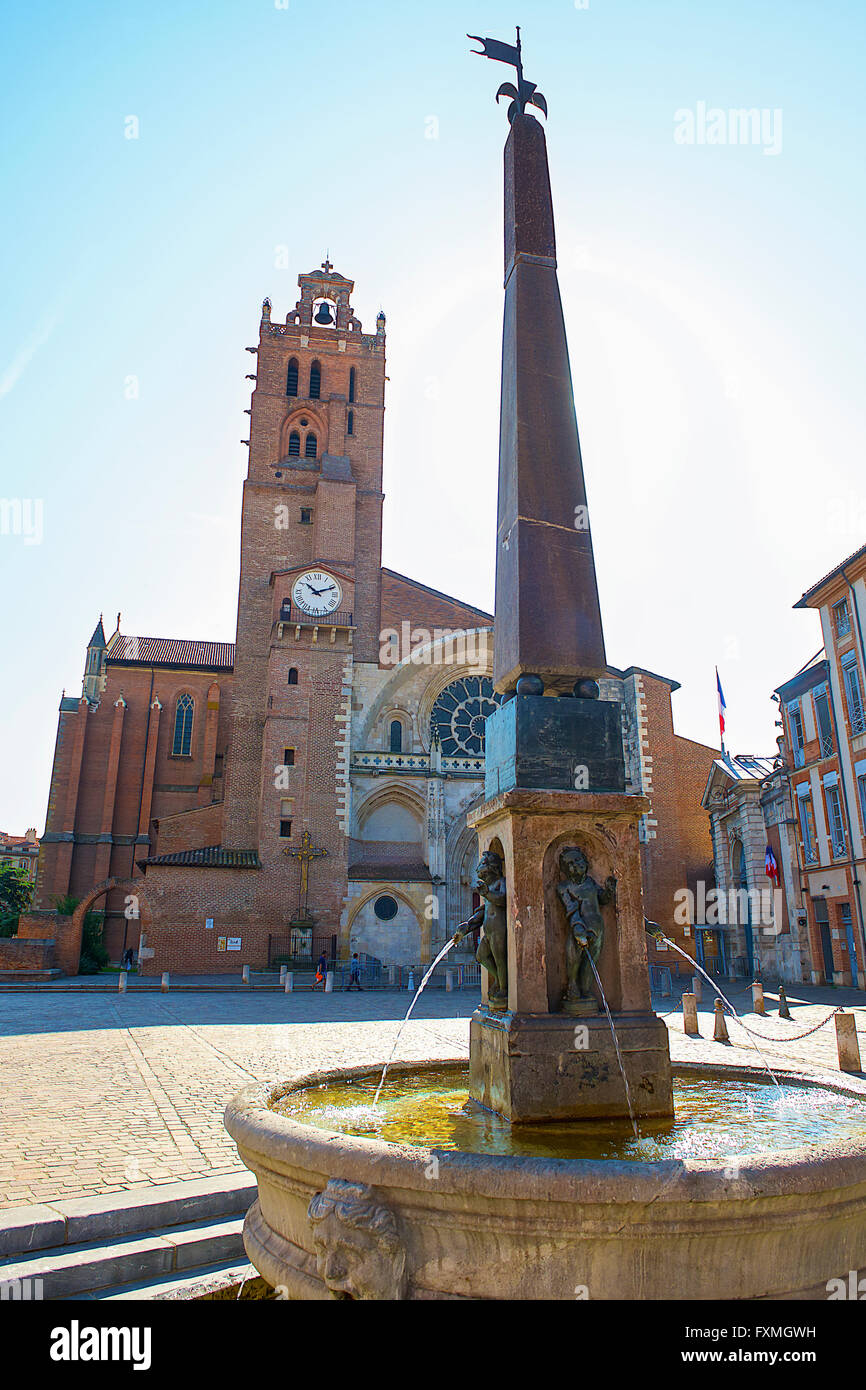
top-left (222, 263), bottom-right (386, 929)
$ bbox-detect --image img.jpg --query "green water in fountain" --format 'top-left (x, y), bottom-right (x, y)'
top-left (273, 1067), bottom-right (866, 1162)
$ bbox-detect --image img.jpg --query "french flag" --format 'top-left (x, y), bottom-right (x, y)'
top-left (716, 667), bottom-right (726, 744)
top-left (765, 844), bottom-right (780, 887)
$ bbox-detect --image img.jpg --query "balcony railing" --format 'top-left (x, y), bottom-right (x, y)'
top-left (349, 751), bottom-right (486, 776)
top-left (819, 732), bottom-right (834, 757)
top-left (279, 603), bottom-right (354, 628)
top-left (352, 752), bottom-right (429, 772)
top-left (851, 708), bottom-right (866, 736)
top-left (831, 836), bottom-right (848, 860)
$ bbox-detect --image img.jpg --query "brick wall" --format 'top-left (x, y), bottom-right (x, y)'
top-left (636, 673), bottom-right (718, 969)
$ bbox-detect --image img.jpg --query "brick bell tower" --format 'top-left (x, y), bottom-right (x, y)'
top-left (222, 262), bottom-right (386, 931)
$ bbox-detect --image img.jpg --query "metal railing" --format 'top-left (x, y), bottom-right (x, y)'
top-left (279, 603), bottom-right (354, 628)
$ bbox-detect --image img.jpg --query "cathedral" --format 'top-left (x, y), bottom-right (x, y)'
top-left (33, 262), bottom-right (718, 977)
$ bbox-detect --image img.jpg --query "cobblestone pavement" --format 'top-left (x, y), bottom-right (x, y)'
top-left (2, 981), bottom-right (866, 1211)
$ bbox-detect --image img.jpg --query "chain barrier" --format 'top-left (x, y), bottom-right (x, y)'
top-left (644, 922), bottom-right (850, 1044)
top-left (725, 1005), bottom-right (844, 1043)
top-left (656, 992), bottom-right (845, 1041)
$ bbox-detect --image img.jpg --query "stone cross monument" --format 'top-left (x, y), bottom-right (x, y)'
top-left (466, 31), bottom-right (673, 1122)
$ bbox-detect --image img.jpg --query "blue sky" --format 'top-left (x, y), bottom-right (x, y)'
top-left (1, 0), bottom-right (865, 829)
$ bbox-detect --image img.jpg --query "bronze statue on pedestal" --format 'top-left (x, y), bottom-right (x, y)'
top-left (557, 847), bottom-right (616, 1014)
top-left (453, 849), bottom-right (508, 1010)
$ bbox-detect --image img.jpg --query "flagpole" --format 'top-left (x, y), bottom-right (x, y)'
top-left (716, 666), bottom-right (726, 758)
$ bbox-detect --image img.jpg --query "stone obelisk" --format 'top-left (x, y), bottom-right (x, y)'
top-left (467, 33), bottom-right (673, 1122)
top-left (493, 109), bottom-right (606, 696)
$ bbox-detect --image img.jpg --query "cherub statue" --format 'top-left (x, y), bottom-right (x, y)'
top-left (453, 849), bottom-right (508, 1010)
top-left (557, 846), bottom-right (617, 1012)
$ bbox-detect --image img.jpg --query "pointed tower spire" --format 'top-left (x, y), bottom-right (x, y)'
top-left (88, 614), bottom-right (106, 649)
top-left (492, 110), bottom-right (607, 693)
top-left (82, 615), bottom-right (107, 702)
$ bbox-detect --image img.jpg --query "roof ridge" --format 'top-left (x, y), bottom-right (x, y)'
top-left (381, 568), bottom-right (493, 621)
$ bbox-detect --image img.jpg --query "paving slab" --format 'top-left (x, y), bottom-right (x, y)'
top-left (1, 981), bottom-right (865, 1214)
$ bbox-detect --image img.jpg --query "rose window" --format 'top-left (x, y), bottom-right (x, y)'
top-left (429, 677), bottom-right (501, 757)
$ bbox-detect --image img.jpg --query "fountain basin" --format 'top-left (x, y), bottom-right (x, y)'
top-left (224, 1058), bottom-right (866, 1301)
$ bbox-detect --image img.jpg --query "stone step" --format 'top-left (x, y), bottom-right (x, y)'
top-left (0, 1172), bottom-right (255, 1260)
top-left (0, 970), bottom-right (63, 983)
top-left (0, 1216), bottom-right (245, 1299)
top-left (78, 1259), bottom-right (258, 1301)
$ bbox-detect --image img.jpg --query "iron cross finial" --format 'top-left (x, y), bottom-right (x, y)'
top-left (467, 26), bottom-right (548, 122)
top-left (321, 255), bottom-right (333, 273)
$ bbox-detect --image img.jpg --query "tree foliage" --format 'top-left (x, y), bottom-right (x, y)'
top-left (0, 862), bottom-right (33, 935)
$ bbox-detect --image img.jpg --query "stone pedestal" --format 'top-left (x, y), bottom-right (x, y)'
top-left (470, 1008), bottom-right (672, 1122)
top-left (466, 787), bottom-right (673, 1122)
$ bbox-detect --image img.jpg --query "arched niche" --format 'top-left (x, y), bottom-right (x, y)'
top-left (541, 828), bottom-right (621, 1014)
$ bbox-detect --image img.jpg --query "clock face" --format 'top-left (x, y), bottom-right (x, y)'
top-left (291, 570), bottom-right (343, 617)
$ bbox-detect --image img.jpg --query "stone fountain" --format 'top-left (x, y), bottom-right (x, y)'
top-left (225, 33), bottom-right (866, 1300)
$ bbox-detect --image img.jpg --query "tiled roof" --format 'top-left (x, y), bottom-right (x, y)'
top-left (795, 542), bottom-right (866, 607)
top-left (108, 636), bottom-right (235, 670)
top-left (143, 846), bottom-right (260, 869)
top-left (348, 861), bottom-right (432, 882)
top-left (347, 838), bottom-right (432, 882)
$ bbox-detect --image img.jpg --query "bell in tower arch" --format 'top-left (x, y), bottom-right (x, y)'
top-left (313, 299), bottom-right (335, 325)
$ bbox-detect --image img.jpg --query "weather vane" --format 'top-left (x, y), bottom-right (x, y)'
top-left (467, 26), bottom-right (548, 122)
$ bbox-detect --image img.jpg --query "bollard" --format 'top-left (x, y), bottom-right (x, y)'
top-left (388, 964), bottom-right (397, 988)
top-left (284, 972), bottom-right (293, 993)
top-left (118, 972), bottom-right (128, 995)
top-left (692, 974), bottom-right (702, 1003)
top-left (161, 972), bottom-right (170, 993)
top-left (407, 970), bottom-right (415, 993)
top-left (279, 965), bottom-right (287, 984)
top-left (751, 981), bottom-right (765, 1016)
top-left (324, 970), bottom-right (334, 994)
top-left (242, 965), bottom-right (250, 985)
top-left (778, 985), bottom-right (791, 1019)
top-left (713, 998), bottom-right (729, 1043)
top-left (682, 992), bottom-right (699, 1037)
top-left (660, 969), bottom-right (672, 998)
top-left (835, 1012), bottom-right (862, 1073)
top-left (445, 969), bottom-right (454, 992)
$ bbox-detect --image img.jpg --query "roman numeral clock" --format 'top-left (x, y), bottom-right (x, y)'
top-left (291, 570), bottom-right (343, 618)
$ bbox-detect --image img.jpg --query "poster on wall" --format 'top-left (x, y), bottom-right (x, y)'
top-left (217, 937), bottom-right (227, 952)
top-left (227, 938), bottom-right (242, 951)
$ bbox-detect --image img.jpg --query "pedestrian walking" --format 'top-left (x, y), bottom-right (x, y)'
top-left (346, 953), bottom-right (363, 991)
top-left (312, 951), bottom-right (328, 991)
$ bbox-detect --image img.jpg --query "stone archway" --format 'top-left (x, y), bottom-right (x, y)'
top-left (342, 885), bottom-right (428, 964)
top-left (69, 878), bottom-right (153, 975)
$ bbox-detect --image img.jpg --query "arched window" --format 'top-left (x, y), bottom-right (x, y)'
top-left (347, 410), bottom-right (354, 436)
top-left (172, 694), bottom-right (194, 757)
top-left (304, 432), bottom-right (317, 459)
top-left (348, 367), bottom-right (356, 403)
top-left (309, 361), bottom-right (322, 399)
top-left (287, 668), bottom-right (299, 685)
top-left (389, 719), bottom-right (403, 753)
top-left (286, 358), bottom-right (299, 397)
top-left (288, 431), bottom-right (301, 457)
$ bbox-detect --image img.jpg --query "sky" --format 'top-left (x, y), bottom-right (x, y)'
top-left (1, 0), bottom-right (865, 831)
